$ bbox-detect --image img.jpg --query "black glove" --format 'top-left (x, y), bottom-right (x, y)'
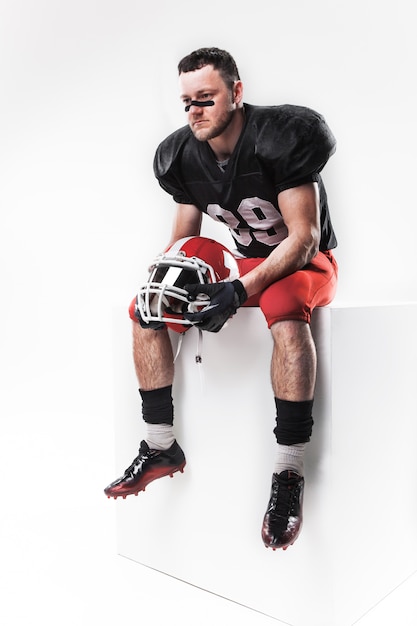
top-left (183, 280), bottom-right (247, 333)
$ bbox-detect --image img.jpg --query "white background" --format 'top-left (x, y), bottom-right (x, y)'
top-left (1, 1), bottom-right (416, 624)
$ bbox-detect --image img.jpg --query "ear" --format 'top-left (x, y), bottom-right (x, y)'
top-left (232, 80), bottom-right (244, 105)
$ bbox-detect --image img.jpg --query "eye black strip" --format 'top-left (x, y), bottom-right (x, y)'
top-left (184, 100), bottom-right (215, 112)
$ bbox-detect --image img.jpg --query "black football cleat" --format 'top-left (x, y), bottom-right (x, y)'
top-left (261, 470), bottom-right (304, 551)
top-left (104, 439), bottom-right (186, 499)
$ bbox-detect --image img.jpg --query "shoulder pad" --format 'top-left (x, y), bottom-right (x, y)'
top-left (153, 125), bottom-right (191, 178)
top-left (251, 104), bottom-right (336, 190)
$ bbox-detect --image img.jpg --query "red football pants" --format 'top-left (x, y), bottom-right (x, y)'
top-left (237, 250), bottom-right (338, 327)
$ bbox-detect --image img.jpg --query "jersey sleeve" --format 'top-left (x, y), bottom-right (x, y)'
top-left (153, 126), bottom-right (194, 204)
top-left (255, 105), bottom-right (336, 193)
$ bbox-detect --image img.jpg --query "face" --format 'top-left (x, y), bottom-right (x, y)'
top-left (179, 65), bottom-right (239, 142)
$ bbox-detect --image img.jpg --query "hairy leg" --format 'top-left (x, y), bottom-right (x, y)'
top-left (270, 320), bottom-right (317, 401)
top-left (262, 320), bottom-right (317, 550)
top-left (132, 323), bottom-right (174, 391)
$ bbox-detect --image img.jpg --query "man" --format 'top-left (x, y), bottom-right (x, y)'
top-left (104, 47), bottom-right (338, 551)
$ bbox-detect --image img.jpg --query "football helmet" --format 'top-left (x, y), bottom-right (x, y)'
top-left (137, 236), bottom-right (240, 333)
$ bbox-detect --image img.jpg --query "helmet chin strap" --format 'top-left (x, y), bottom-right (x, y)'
top-left (172, 327), bottom-right (206, 392)
top-left (173, 332), bottom-right (184, 363)
top-left (184, 100), bottom-right (215, 112)
top-left (173, 326), bottom-right (204, 364)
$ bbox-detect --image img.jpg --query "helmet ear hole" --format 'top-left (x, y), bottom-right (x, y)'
top-left (136, 236), bottom-right (240, 333)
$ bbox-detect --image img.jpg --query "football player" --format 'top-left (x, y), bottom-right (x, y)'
top-left (104, 47), bottom-right (338, 551)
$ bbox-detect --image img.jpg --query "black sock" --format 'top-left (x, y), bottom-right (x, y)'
top-left (139, 385), bottom-right (174, 425)
top-left (273, 398), bottom-right (314, 445)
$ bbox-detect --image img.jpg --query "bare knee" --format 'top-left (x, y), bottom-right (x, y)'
top-left (132, 322), bottom-right (174, 390)
top-left (271, 320), bottom-right (312, 349)
top-left (270, 320), bottom-right (316, 400)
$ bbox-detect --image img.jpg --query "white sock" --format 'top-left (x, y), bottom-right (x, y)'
top-left (145, 423), bottom-right (175, 451)
top-left (274, 443), bottom-right (306, 476)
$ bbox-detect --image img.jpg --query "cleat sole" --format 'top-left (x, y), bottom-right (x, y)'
top-left (105, 461), bottom-right (186, 500)
top-left (264, 539), bottom-right (296, 551)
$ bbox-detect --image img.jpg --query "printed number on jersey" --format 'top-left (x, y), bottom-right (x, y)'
top-left (206, 197), bottom-right (288, 248)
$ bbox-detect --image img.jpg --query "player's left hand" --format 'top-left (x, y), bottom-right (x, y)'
top-left (183, 280), bottom-right (247, 332)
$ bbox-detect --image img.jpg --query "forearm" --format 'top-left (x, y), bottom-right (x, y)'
top-left (239, 232), bottom-right (319, 298)
top-left (239, 182), bottom-right (321, 298)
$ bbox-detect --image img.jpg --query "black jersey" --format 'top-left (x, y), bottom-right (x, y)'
top-left (154, 103), bottom-right (337, 258)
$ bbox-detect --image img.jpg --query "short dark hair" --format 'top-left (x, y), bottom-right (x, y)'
top-left (178, 47), bottom-right (240, 89)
